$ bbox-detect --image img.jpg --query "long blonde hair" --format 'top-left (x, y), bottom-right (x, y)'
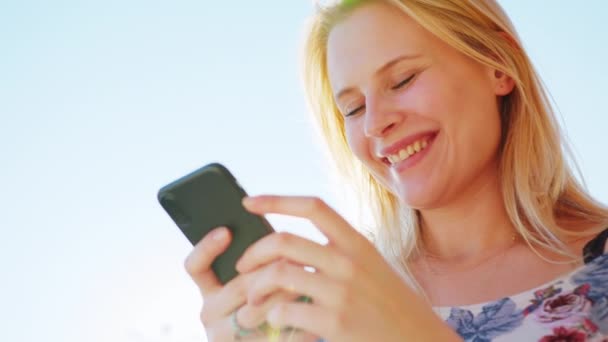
top-left (302, 0), bottom-right (608, 285)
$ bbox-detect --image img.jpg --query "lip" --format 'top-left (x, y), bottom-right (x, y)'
top-left (378, 130), bottom-right (439, 158)
top-left (390, 133), bottom-right (437, 172)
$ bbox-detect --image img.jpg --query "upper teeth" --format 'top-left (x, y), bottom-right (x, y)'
top-left (387, 139), bottom-right (429, 164)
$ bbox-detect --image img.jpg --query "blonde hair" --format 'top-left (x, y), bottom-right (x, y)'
top-left (302, 0), bottom-right (608, 286)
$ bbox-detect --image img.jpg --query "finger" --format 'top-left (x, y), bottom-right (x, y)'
top-left (206, 313), bottom-right (318, 342)
top-left (238, 290), bottom-right (301, 329)
top-left (184, 227), bottom-right (231, 297)
top-left (247, 259), bottom-right (342, 309)
top-left (242, 196), bottom-right (368, 256)
top-left (202, 319), bottom-right (230, 342)
top-left (203, 313), bottom-right (257, 342)
top-left (266, 301), bottom-right (335, 340)
top-left (202, 271), bottom-right (252, 324)
top-left (203, 258), bottom-right (305, 323)
top-left (236, 232), bottom-right (354, 280)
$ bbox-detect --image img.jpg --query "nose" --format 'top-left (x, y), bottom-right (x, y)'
top-left (363, 94), bottom-right (403, 137)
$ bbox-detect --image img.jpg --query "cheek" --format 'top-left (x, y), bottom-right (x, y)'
top-left (396, 72), bottom-right (447, 122)
top-left (345, 122), bottom-right (396, 194)
top-left (415, 67), bottom-right (500, 146)
top-left (428, 78), bottom-right (501, 175)
top-left (344, 121), bottom-right (368, 160)
top-left (392, 70), bottom-right (502, 207)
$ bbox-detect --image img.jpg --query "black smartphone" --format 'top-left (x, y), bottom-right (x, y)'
top-left (157, 163), bottom-right (274, 284)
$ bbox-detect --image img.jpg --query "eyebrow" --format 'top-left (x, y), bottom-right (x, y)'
top-left (334, 53), bottom-right (421, 101)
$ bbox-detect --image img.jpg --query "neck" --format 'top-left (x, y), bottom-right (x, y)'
top-left (417, 164), bottom-right (517, 262)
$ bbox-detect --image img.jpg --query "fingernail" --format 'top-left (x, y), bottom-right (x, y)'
top-left (235, 258), bottom-right (244, 271)
top-left (242, 197), bottom-right (253, 206)
top-left (211, 227), bottom-right (227, 241)
top-left (243, 196), bottom-right (261, 207)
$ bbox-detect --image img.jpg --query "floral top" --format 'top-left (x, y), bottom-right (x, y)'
top-left (434, 229), bottom-right (608, 342)
top-left (316, 229), bottom-right (608, 342)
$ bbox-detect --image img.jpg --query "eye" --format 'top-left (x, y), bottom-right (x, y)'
top-left (345, 105), bottom-right (365, 117)
top-left (391, 73), bottom-right (416, 90)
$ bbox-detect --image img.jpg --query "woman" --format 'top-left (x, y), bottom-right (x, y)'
top-left (185, 0), bottom-right (608, 341)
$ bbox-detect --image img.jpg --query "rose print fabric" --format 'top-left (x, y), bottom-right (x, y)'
top-left (434, 253), bottom-right (608, 341)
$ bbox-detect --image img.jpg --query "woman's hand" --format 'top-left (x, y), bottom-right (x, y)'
top-left (237, 195), bottom-right (463, 342)
top-left (184, 226), bottom-right (319, 342)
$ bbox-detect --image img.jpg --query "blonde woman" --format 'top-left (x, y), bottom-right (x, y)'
top-left (184, 0), bottom-right (608, 341)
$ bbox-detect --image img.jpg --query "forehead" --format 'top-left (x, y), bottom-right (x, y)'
top-left (326, 2), bottom-right (434, 93)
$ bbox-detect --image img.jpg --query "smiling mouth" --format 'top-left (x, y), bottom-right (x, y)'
top-left (381, 134), bottom-right (436, 166)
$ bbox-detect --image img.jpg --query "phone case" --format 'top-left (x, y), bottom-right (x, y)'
top-left (157, 163), bottom-right (274, 284)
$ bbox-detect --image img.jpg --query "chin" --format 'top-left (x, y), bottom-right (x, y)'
top-left (395, 187), bottom-right (439, 210)
top-left (401, 200), bottom-right (436, 211)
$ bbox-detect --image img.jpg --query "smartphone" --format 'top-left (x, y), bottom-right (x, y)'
top-left (157, 163), bottom-right (274, 284)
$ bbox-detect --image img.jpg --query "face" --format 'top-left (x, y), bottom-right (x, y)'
top-left (326, 2), bottom-right (513, 209)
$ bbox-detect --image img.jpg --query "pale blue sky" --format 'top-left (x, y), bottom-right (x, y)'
top-left (1, 1), bottom-right (607, 341)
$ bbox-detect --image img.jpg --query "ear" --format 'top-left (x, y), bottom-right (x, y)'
top-left (489, 31), bottom-right (517, 97)
top-left (492, 69), bottom-right (515, 96)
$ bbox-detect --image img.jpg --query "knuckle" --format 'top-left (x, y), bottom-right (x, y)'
top-left (279, 257), bottom-right (293, 270)
top-left (303, 197), bottom-right (325, 214)
top-left (305, 197), bottom-right (326, 213)
top-left (270, 259), bottom-right (290, 278)
top-left (338, 256), bottom-right (357, 280)
top-left (236, 305), bottom-right (254, 327)
top-left (273, 232), bottom-right (293, 248)
top-left (199, 306), bottom-right (213, 326)
top-left (329, 309), bottom-right (349, 334)
top-left (226, 276), bottom-right (248, 299)
top-left (238, 304), bottom-right (265, 328)
top-left (333, 283), bottom-right (352, 308)
top-left (183, 254), bottom-right (198, 276)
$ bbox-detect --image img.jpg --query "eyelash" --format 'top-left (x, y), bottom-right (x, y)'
top-left (344, 73), bottom-right (416, 117)
top-left (391, 73), bottom-right (416, 90)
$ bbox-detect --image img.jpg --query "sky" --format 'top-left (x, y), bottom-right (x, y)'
top-left (1, 1), bottom-right (607, 341)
